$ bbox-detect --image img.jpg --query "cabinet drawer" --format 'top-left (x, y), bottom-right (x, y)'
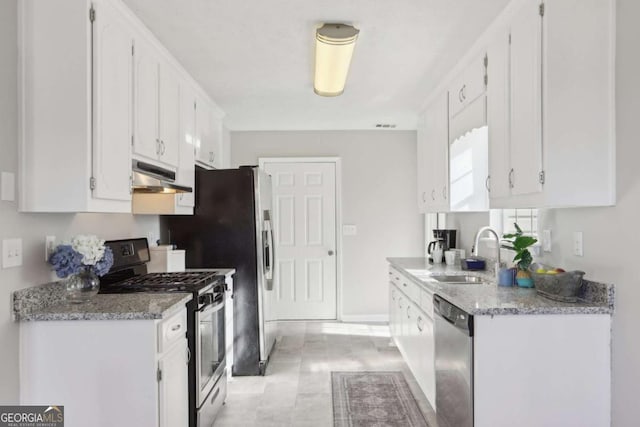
top-left (420, 289), bottom-right (434, 319)
top-left (398, 276), bottom-right (420, 304)
top-left (389, 267), bottom-right (402, 287)
top-left (158, 309), bottom-right (187, 353)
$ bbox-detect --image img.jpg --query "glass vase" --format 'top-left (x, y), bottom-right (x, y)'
top-left (65, 269), bottom-right (100, 303)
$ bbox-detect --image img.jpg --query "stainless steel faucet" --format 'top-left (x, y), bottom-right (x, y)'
top-left (473, 226), bottom-right (501, 274)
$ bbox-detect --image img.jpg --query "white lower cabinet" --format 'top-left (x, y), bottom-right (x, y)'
top-left (158, 339), bottom-right (189, 427)
top-left (389, 268), bottom-right (436, 407)
top-left (20, 308), bottom-right (189, 427)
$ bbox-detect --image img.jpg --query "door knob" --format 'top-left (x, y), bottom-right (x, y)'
top-left (328, 250), bottom-right (334, 256)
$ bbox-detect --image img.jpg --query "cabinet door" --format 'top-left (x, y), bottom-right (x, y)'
top-left (134, 39), bottom-right (160, 161)
top-left (92, 0), bottom-right (133, 202)
top-left (449, 56), bottom-right (487, 118)
top-left (416, 311), bottom-right (436, 405)
top-left (158, 63), bottom-right (180, 168)
top-left (210, 115), bottom-right (223, 168)
top-left (176, 85), bottom-right (196, 208)
top-left (424, 92), bottom-right (449, 212)
top-left (487, 31), bottom-right (512, 200)
top-left (416, 113), bottom-right (429, 213)
top-left (158, 342), bottom-right (189, 427)
top-left (396, 294), bottom-right (405, 353)
top-left (195, 97), bottom-right (213, 166)
top-left (509, 0), bottom-right (543, 196)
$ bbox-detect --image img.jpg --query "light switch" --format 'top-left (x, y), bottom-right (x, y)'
top-left (1, 172), bottom-right (15, 202)
top-left (342, 224), bottom-right (357, 236)
top-left (3, 238), bottom-right (23, 268)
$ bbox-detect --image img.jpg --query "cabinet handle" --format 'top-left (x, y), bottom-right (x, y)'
top-left (508, 168), bottom-right (515, 189)
top-left (406, 305), bottom-right (411, 319)
top-left (486, 175), bottom-right (491, 192)
top-left (209, 151), bottom-right (215, 163)
top-left (461, 84), bottom-right (466, 101)
top-left (186, 347), bottom-right (191, 364)
top-left (161, 141), bottom-right (166, 155)
top-left (458, 87), bottom-right (463, 103)
top-left (422, 191), bottom-right (426, 202)
top-left (431, 189), bottom-right (436, 201)
top-left (171, 324), bottom-right (181, 332)
top-left (417, 316), bottom-right (423, 332)
top-left (155, 138), bottom-right (161, 155)
top-left (129, 175), bottom-right (133, 194)
top-left (442, 186), bottom-right (447, 200)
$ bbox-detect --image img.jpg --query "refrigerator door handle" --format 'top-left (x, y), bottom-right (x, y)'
top-left (263, 218), bottom-right (275, 290)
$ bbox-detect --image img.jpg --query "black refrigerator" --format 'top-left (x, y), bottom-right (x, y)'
top-left (161, 166), bottom-right (277, 375)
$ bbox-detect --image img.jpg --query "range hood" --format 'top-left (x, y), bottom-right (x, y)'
top-left (132, 160), bottom-right (192, 194)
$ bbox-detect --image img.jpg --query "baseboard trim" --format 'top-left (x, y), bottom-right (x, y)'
top-left (340, 314), bottom-right (389, 323)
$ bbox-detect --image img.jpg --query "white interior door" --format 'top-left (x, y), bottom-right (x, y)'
top-left (262, 161), bottom-right (337, 320)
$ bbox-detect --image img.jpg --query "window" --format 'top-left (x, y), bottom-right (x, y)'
top-left (501, 209), bottom-right (538, 236)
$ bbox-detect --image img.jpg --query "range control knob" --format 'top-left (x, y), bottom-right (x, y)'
top-left (198, 294), bottom-right (214, 306)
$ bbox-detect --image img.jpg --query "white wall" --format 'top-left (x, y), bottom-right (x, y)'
top-left (231, 131), bottom-right (423, 320)
top-left (0, 0), bottom-right (159, 403)
top-left (448, 1), bottom-right (640, 425)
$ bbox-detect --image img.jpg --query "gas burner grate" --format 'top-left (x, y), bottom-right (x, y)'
top-left (121, 271), bottom-right (219, 287)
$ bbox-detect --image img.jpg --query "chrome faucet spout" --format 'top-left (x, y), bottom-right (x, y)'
top-left (473, 226), bottom-right (501, 272)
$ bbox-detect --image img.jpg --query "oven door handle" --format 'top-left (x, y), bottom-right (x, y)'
top-left (198, 300), bottom-right (224, 316)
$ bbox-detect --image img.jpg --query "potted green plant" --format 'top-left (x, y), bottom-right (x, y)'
top-left (501, 223), bottom-right (538, 288)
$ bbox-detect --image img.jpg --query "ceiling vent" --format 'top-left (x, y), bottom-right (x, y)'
top-left (375, 124), bottom-right (397, 129)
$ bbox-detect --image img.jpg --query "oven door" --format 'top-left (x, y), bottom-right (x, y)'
top-left (196, 293), bottom-right (226, 407)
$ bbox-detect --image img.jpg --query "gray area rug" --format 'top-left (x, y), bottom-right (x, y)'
top-left (332, 371), bottom-right (429, 427)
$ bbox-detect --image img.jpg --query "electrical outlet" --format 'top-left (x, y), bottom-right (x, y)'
top-left (45, 236), bottom-right (56, 262)
top-left (573, 232), bottom-right (584, 257)
top-left (2, 238), bottom-right (23, 268)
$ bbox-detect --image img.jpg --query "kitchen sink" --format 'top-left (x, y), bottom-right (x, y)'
top-left (432, 275), bottom-right (488, 284)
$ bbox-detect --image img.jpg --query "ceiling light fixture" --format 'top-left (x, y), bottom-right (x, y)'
top-left (314, 23), bottom-right (359, 97)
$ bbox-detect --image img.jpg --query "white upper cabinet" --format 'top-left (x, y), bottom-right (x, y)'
top-left (92, 0), bottom-right (134, 204)
top-left (509, 0), bottom-right (543, 198)
top-left (417, 92), bottom-right (450, 213)
top-left (176, 85), bottom-right (196, 210)
top-left (487, 0), bottom-right (615, 208)
top-left (19, 0), bottom-right (132, 212)
top-left (195, 97), bottom-right (224, 169)
top-left (133, 38), bottom-right (180, 169)
top-left (20, 0), bottom-right (226, 213)
top-left (158, 64), bottom-right (181, 168)
top-left (416, 114), bottom-right (430, 213)
top-left (487, 31), bottom-right (511, 201)
top-left (133, 39), bottom-right (160, 162)
top-left (449, 56), bottom-right (487, 119)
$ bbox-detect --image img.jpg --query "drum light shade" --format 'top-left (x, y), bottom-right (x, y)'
top-left (314, 24), bottom-right (359, 97)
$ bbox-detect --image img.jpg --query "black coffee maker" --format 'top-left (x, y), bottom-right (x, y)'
top-left (427, 229), bottom-right (457, 263)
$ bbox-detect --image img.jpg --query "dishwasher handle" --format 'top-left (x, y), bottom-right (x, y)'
top-left (433, 294), bottom-right (474, 337)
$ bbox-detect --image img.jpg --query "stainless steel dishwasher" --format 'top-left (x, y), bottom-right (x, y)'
top-left (434, 294), bottom-right (474, 427)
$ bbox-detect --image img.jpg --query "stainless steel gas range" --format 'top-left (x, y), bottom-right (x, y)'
top-left (100, 238), bottom-right (227, 427)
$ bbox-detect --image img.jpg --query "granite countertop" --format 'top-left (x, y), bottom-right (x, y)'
top-left (13, 282), bottom-right (192, 322)
top-left (387, 257), bottom-right (614, 316)
top-left (13, 269), bottom-right (235, 322)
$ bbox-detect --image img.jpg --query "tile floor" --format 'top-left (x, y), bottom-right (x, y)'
top-left (215, 321), bottom-right (437, 427)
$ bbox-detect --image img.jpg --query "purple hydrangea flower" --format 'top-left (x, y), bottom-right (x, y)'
top-left (92, 246), bottom-right (114, 277)
top-left (48, 245), bottom-right (84, 278)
